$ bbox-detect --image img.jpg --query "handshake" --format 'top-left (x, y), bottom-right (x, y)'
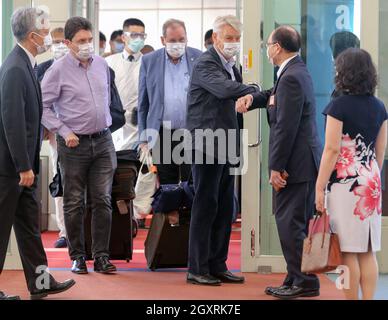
top-left (235, 94), bottom-right (254, 114)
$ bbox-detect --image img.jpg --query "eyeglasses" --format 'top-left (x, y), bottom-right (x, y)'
top-left (124, 32), bottom-right (147, 40)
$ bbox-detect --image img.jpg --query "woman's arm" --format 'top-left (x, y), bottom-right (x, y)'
top-left (375, 120), bottom-right (387, 170)
top-left (315, 116), bottom-right (343, 212)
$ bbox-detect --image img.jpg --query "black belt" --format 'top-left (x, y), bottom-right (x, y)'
top-left (77, 128), bottom-right (109, 139)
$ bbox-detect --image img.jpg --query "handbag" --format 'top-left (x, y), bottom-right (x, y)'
top-left (133, 150), bottom-right (158, 219)
top-left (301, 211), bottom-right (342, 274)
top-left (151, 172), bottom-right (195, 213)
top-left (49, 160), bottom-right (63, 198)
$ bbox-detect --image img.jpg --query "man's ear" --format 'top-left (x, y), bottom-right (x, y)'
top-left (63, 39), bottom-right (71, 48)
top-left (160, 36), bottom-right (166, 46)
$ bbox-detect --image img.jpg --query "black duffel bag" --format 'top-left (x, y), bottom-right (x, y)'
top-left (151, 180), bottom-right (195, 213)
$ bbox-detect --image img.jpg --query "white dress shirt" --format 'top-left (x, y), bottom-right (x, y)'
top-left (277, 54), bottom-right (299, 79)
top-left (17, 43), bottom-right (36, 68)
top-left (106, 49), bottom-right (143, 151)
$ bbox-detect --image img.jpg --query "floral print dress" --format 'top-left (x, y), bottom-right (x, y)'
top-left (323, 94), bottom-right (387, 253)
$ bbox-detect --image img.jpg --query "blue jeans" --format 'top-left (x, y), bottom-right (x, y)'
top-left (57, 130), bottom-right (117, 260)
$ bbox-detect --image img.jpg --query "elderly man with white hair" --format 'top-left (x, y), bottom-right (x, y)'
top-left (186, 15), bottom-right (268, 286)
top-left (0, 7), bottom-right (75, 300)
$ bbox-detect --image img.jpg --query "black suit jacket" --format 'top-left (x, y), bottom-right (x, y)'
top-left (251, 56), bottom-right (322, 184)
top-left (37, 59), bottom-right (54, 83)
top-left (186, 46), bottom-right (260, 163)
top-left (0, 45), bottom-right (43, 177)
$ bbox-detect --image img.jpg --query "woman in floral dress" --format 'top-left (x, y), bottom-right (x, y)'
top-left (316, 48), bottom-right (387, 300)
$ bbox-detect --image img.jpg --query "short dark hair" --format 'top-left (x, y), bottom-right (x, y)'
top-left (99, 31), bottom-right (106, 42)
top-left (65, 17), bottom-right (93, 41)
top-left (330, 31), bottom-right (360, 59)
top-left (204, 29), bottom-right (213, 42)
top-left (335, 48), bottom-right (377, 96)
top-left (51, 27), bottom-right (64, 35)
top-left (123, 18), bottom-right (145, 29)
top-left (271, 25), bottom-right (301, 53)
top-left (110, 30), bottom-right (123, 41)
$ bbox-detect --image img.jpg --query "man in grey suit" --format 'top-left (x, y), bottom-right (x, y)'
top-left (138, 19), bottom-right (202, 189)
top-left (0, 7), bottom-right (75, 300)
top-left (185, 15), bottom-right (262, 286)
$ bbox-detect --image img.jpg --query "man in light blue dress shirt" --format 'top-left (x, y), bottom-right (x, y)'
top-left (138, 19), bottom-right (202, 185)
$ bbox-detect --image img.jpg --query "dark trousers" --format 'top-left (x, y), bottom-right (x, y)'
top-left (275, 181), bottom-right (320, 289)
top-left (153, 127), bottom-right (191, 185)
top-left (188, 162), bottom-right (235, 275)
top-left (57, 131), bottom-right (117, 260)
top-left (0, 177), bottom-right (48, 292)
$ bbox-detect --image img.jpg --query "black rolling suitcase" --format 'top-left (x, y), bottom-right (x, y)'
top-left (144, 208), bottom-right (191, 270)
top-left (85, 159), bottom-right (137, 262)
top-left (84, 199), bottom-right (134, 262)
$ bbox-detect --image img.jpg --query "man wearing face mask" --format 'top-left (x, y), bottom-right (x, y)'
top-left (41, 17), bottom-right (118, 275)
top-left (0, 7), bottom-right (75, 300)
top-left (105, 18), bottom-right (146, 212)
top-left (103, 30), bottom-right (124, 58)
top-left (36, 27), bottom-right (69, 249)
top-left (138, 19), bottom-right (202, 186)
top-left (236, 26), bottom-right (322, 299)
top-left (185, 15), bottom-right (262, 286)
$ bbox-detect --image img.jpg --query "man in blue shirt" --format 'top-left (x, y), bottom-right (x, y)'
top-left (138, 19), bottom-right (202, 186)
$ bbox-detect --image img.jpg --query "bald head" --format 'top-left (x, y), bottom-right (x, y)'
top-left (269, 25), bottom-right (301, 53)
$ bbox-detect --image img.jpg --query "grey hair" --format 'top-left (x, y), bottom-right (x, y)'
top-left (11, 7), bottom-right (50, 42)
top-left (213, 15), bottom-right (242, 34)
top-left (162, 19), bottom-right (186, 37)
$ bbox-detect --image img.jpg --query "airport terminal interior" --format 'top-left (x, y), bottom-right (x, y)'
top-left (0, 0), bottom-right (388, 300)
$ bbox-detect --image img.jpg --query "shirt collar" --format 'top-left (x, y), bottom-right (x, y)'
top-left (214, 45), bottom-right (236, 70)
top-left (66, 52), bottom-right (94, 68)
top-left (277, 54), bottom-right (298, 78)
top-left (122, 49), bottom-right (142, 62)
top-left (17, 43), bottom-right (36, 68)
top-left (165, 49), bottom-right (186, 64)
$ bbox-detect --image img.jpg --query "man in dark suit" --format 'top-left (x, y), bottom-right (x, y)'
top-left (186, 15), bottom-right (261, 286)
top-left (237, 26), bottom-right (322, 299)
top-left (0, 7), bottom-right (75, 300)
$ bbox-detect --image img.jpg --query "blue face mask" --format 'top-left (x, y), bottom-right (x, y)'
top-left (128, 38), bottom-right (145, 53)
top-left (114, 41), bottom-right (125, 53)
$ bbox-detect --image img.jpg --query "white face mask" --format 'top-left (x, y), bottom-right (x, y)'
top-left (52, 43), bottom-right (69, 60)
top-left (166, 42), bottom-right (186, 59)
top-left (32, 32), bottom-right (53, 55)
top-left (76, 43), bottom-right (94, 61)
top-left (222, 42), bottom-right (240, 59)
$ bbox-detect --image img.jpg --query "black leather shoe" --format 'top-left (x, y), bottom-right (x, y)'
top-left (187, 273), bottom-right (222, 286)
top-left (71, 257), bottom-right (88, 274)
top-left (265, 285), bottom-right (291, 296)
top-left (0, 291), bottom-right (20, 300)
top-left (272, 286), bottom-right (320, 300)
top-left (94, 256), bottom-right (117, 274)
top-left (30, 279), bottom-right (76, 300)
top-left (211, 271), bottom-right (245, 284)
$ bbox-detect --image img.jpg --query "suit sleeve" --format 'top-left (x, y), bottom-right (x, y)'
top-left (0, 68), bottom-right (32, 173)
top-left (249, 89), bottom-right (273, 110)
top-left (195, 60), bottom-right (259, 100)
top-left (269, 75), bottom-right (304, 172)
top-left (137, 59), bottom-right (150, 144)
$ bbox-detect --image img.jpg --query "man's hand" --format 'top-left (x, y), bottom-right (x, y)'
top-left (65, 133), bottom-right (80, 148)
top-left (269, 170), bottom-right (287, 191)
top-left (236, 94), bottom-right (253, 114)
top-left (19, 170), bottom-right (35, 187)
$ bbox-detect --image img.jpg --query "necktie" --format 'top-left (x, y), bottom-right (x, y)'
top-left (33, 63), bottom-right (39, 80)
top-left (128, 55), bottom-right (134, 62)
